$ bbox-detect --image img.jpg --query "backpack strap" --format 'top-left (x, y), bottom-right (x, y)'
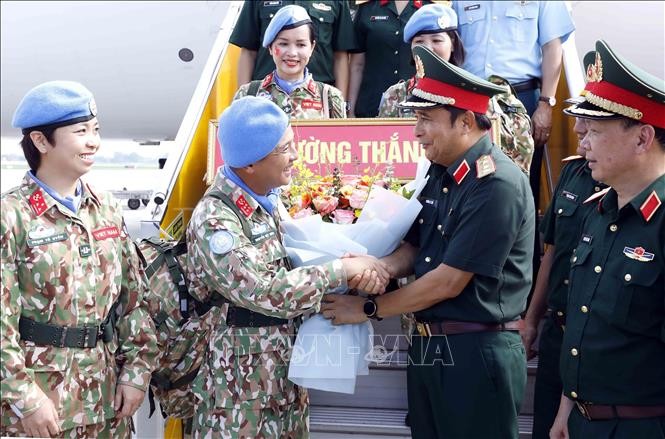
top-left (247, 80), bottom-right (262, 97)
top-left (320, 82), bottom-right (330, 117)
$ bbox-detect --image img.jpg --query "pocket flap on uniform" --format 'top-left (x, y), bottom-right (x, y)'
top-left (505, 2), bottom-right (538, 20)
top-left (621, 260), bottom-right (661, 287)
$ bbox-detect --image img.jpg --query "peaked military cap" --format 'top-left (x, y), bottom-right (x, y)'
top-left (400, 45), bottom-right (506, 113)
top-left (565, 40), bottom-right (665, 129)
top-left (404, 3), bottom-right (458, 43)
top-left (262, 5), bottom-right (312, 48)
top-left (12, 81), bottom-right (97, 134)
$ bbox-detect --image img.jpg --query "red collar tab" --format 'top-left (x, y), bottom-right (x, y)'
top-left (413, 0), bottom-right (423, 8)
top-left (261, 73), bottom-right (273, 89)
top-left (583, 186), bottom-right (611, 209)
top-left (28, 188), bottom-right (49, 216)
top-left (307, 79), bottom-right (318, 95)
top-left (640, 190), bottom-right (661, 222)
top-left (235, 195), bottom-right (255, 218)
top-left (452, 159), bottom-right (470, 184)
top-left (415, 77), bottom-right (491, 114)
top-left (380, 0), bottom-right (388, 5)
top-left (583, 80), bottom-right (665, 129)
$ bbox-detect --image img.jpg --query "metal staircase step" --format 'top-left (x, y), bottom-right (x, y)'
top-left (310, 406), bottom-right (533, 438)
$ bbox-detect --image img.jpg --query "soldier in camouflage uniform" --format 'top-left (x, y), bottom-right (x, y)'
top-left (186, 96), bottom-right (388, 438)
top-left (1, 81), bottom-right (158, 438)
top-left (378, 3), bottom-right (534, 174)
top-left (233, 5), bottom-right (346, 119)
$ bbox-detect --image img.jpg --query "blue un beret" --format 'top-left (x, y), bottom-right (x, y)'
top-left (12, 81), bottom-right (97, 134)
top-left (219, 96), bottom-right (290, 168)
top-left (404, 4), bottom-right (458, 43)
top-left (262, 4), bottom-right (312, 48)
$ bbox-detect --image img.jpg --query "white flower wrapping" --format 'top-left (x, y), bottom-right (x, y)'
top-left (283, 158), bottom-right (431, 394)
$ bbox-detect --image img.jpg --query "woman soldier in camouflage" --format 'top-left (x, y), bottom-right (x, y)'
top-left (1, 81), bottom-right (158, 438)
top-left (233, 5), bottom-right (347, 119)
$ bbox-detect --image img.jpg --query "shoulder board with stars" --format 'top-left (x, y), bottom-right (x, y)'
top-left (583, 186), bottom-right (611, 205)
top-left (640, 190), bottom-right (662, 222)
top-left (562, 155), bottom-right (584, 162)
top-left (475, 154), bottom-right (496, 178)
top-left (453, 159), bottom-right (470, 184)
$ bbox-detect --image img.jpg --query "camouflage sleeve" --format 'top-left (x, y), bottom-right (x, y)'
top-left (327, 85), bottom-right (347, 118)
top-left (188, 199), bottom-right (346, 319)
top-left (109, 196), bottom-right (158, 392)
top-left (233, 83), bottom-right (250, 101)
top-left (377, 82), bottom-right (403, 118)
top-left (0, 203), bottom-right (48, 417)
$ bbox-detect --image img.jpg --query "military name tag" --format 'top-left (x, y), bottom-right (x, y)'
top-left (581, 234), bottom-right (593, 244)
top-left (79, 244), bottom-right (92, 258)
top-left (92, 226), bottom-right (120, 240)
top-left (562, 190), bottom-right (578, 202)
top-left (312, 2), bottom-right (332, 12)
top-left (464, 4), bottom-right (481, 11)
top-left (301, 99), bottom-right (323, 110)
top-left (27, 233), bottom-right (68, 247)
top-left (370, 15), bottom-right (389, 21)
top-left (263, 1), bottom-right (281, 6)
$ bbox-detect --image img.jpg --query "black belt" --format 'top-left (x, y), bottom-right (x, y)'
top-left (226, 305), bottom-right (289, 327)
top-left (576, 401), bottom-right (665, 420)
top-left (19, 316), bottom-right (115, 348)
top-left (416, 319), bottom-right (524, 337)
top-left (511, 78), bottom-right (541, 93)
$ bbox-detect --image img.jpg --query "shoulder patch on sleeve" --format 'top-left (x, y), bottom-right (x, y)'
top-left (209, 230), bottom-right (235, 255)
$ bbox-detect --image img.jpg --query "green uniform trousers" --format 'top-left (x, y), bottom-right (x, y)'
top-left (407, 331), bottom-right (526, 439)
top-left (568, 405), bottom-right (665, 438)
top-left (533, 315), bottom-right (564, 439)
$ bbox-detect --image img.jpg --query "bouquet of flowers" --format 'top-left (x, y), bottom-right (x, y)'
top-left (282, 158), bottom-right (431, 394)
top-left (282, 161), bottom-right (403, 225)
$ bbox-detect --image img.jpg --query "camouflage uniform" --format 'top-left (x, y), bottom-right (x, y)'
top-left (1, 174), bottom-right (158, 437)
top-left (186, 172), bottom-right (346, 438)
top-left (378, 76), bottom-right (534, 174)
top-left (234, 72), bottom-right (347, 119)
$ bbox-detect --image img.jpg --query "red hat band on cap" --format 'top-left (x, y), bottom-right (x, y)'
top-left (414, 77), bottom-right (491, 113)
top-left (582, 80), bottom-right (665, 129)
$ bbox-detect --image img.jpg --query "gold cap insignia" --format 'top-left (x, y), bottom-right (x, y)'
top-left (415, 55), bottom-right (425, 79)
top-left (585, 52), bottom-right (603, 83)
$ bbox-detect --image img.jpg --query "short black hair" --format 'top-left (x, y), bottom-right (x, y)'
top-left (447, 106), bottom-right (491, 131)
top-left (448, 30), bottom-right (466, 67)
top-left (20, 127), bottom-right (57, 172)
top-left (622, 117), bottom-right (665, 151)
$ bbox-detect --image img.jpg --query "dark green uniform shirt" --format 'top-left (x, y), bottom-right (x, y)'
top-left (406, 135), bottom-right (535, 323)
top-left (540, 157), bottom-right (606, 313)
top-left (561, 176), bottom-right (665, 405)
top-left (353, 0), bottom-right (430, 117)
top-left (230, 0), bottom-right (357, 85)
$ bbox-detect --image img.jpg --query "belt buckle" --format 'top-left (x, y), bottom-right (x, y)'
top-left (416, 322), bottom-right (431, 337)
top-left (576, 401), bottom-right (591, 420)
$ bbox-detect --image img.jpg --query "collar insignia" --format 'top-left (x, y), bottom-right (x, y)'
top-left (640, 190), bottom-right (661, 222)
top-left (475, 155), bottom-right (496, 178)
top-left (261, 73), bottom-right (273, 89)
top-left (623, 246), bottom-right (654, 262)
top-left (235, 195), bottom-right (255, 217)
top-left (453, 159), bottom-right (470, 184)
top-left (28, 188), bottom-right (48, 216)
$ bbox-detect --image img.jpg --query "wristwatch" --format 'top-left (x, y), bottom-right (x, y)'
top-left (539, 96), bottom-right (556, 107)
top-left (363, 296), bottom-right (383, 321)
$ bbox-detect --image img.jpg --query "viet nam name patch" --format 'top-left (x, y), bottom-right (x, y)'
top-left (92, 226), bottom-right (120, 240)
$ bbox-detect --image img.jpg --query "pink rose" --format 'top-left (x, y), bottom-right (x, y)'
top-left (312, 195), bottom-right (339, 216)
top-left (349, 188), bottom-right (369, 209)
top-left (292, 207), bottom-right (315, 219)
top-left (331, 209), bottom-right (356, 224)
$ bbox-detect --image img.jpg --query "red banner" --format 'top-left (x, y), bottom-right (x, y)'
top-left (207, 118), bottom-right (421, 184)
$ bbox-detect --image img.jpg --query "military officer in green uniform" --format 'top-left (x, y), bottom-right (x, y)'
top-left (230, 0), bottom-right (356, 95)
top-left (549, 40), bottom-right (665, 439)
top-left (522, 96), bottom-right (607, 438)
top-left (322, 46), bottom-right (535, 438)
top-left (186, 96), bottom-right (388, 438)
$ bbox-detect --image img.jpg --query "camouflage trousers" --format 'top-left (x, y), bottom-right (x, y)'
top-left (192, 388), bottom-right (309, 439)
top-left (1, 415), bottom-right (131, 438)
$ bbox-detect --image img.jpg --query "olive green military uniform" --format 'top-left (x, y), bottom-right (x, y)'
top-left (230, 0), bottom-right (356, 85)
top-left (531, 156), bottom-right (605, 439)
top-left (234, 71), bottom-right (346, 119)
top-left (561, 178), bottom-right (665, 437)
top-left (405, 135), bottom-right (534, 438)
top-left (186, 172), bottom-right (347, 438)
top-left (352, 0), bottom-right (432, 117)
top-left (0, 174), bottom-right (158, 437)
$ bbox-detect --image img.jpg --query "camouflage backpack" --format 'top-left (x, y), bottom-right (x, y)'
top-left (138, 191), bottom-right (251, 419)
top-left (487, 75), bottom-right (535, 175)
